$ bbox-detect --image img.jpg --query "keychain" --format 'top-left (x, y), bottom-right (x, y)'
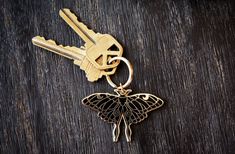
top-left (83, 57), bottom-right (164, 142)
top-left (32, 8), bottom-right (164, 142)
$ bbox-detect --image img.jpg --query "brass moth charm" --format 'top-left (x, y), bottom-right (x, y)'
top-left (82, 87), bottom-right (164, 142)
top-left (82, 57), bottom-right (164, 142)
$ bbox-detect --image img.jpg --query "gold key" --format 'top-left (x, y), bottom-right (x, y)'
top-left (32, 8), bottom-right (123, 82)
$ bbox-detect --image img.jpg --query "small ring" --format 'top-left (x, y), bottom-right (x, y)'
top-left (106, 57), bottom-right (133, 88)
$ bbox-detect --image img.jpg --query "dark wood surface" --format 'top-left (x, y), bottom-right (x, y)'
top-left (0, 0), bottom-right (235, 153)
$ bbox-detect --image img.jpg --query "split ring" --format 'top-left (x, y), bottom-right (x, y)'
top-left (106, 57), bottom-right (133, 88)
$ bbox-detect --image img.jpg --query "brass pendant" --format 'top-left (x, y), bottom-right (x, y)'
top-left (82, 57), bottom-right (164, 142)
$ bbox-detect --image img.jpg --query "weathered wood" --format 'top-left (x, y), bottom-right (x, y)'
top-left (0, 0), bottom-right (235, 153)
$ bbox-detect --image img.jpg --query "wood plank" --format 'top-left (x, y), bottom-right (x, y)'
top-left (0, 0), bottom-right (234, 153)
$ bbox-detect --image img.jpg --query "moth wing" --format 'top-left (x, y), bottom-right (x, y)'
top-left (125, 93), bottom-right (164, 124)
top-left (82, 93), bottom-right (121, 123)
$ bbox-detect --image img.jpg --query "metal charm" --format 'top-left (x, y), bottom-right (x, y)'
top-left (82, 57), bottom-right (164, 142)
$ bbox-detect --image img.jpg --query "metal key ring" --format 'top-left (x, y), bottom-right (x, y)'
top-left (106, 57), bottom-right (133, 88)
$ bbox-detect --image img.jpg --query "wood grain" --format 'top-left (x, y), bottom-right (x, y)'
top-left (0, 0), bottom-right (235, 153)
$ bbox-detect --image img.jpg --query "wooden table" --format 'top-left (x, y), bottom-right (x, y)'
top-left (0, 0), bottom-right (234, 153)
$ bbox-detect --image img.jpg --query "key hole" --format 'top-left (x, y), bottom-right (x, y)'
top-left (95, 55), bottom-right (103, 65)
top-left (108, 44), bottom-right (119, 51)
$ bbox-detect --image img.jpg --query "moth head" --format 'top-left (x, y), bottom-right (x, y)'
top-left (114, 88), bottom-right (132, 96)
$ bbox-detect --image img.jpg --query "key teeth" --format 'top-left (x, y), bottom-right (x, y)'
top-left (33, 36), bottom-right (81, 50)
top-left (59, 8), bottom-right (97, 34)
top-left (32, 36), bottom-right (44, 43)
top-left (48, 39), bottom-right (56, 44)
top-left (33, 36), bottom-right (56, 45)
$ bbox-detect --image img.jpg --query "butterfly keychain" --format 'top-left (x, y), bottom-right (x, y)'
top-left (82, 57), bottom-right (164, 142)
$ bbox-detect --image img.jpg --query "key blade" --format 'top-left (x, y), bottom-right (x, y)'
top-left (32, 36), bottom-right (85, 61)
top-left (59, 8), bottom-right (99, 46)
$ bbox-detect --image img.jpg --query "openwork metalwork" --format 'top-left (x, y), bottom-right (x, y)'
top-left (82, 86), bottom-right (164, 142)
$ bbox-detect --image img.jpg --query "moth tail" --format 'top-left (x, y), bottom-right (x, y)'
top-left (112, 123), bottom-right (120, 142)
